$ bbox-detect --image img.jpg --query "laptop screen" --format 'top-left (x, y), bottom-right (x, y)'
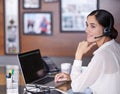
top-left (18, 49), bottom-right (47, 84)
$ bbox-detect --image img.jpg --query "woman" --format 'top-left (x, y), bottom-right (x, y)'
top-left (55, 9), bottom-right (120, 94)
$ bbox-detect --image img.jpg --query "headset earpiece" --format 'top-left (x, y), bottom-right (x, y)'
top-left (103, 27), bottom-right (111, 36)
top-left (103, 16), bottom-right (113, 37)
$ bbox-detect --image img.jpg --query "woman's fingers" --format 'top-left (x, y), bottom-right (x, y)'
top-left (54, 73), bottom-right (70, 83)
top-left (54, 73), bottom-right (63, 82)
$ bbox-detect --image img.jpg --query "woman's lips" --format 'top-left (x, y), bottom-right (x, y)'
top-left (87, 34), bottom-right (93, 38)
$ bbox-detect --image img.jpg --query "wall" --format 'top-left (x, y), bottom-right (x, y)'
top-left (0, 0), bottom-right (120, 57)
top-left (0, 0), bottom-right (4, 55)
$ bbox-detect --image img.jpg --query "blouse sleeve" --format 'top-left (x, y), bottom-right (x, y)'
top-left (70, 55), bottom-right (104, 92)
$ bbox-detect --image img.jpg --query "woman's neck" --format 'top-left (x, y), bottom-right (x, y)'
top-left (96, 37), bottom-right (111, 47)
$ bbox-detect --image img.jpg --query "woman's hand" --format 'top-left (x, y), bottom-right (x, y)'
top-left (75, 41), bottom-right (96, 60)
top-left (54, 72), bottom-right (71, 83)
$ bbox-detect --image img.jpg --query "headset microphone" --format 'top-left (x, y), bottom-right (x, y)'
top-left (94, 35), bottom-right (104, 39)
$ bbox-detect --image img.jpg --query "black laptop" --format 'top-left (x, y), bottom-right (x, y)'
top-left (17, 49), bottom-right (59, 85)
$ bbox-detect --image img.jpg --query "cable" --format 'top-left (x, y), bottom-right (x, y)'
top-left (23, 84), bottom-right (68, 94)
top-left (23, 84), bottom-right (52, 94)
top-left (24, 86), bottom-right (41, 94)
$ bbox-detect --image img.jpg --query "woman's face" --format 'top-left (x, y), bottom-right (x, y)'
top-left (85, 15), bottom-right (104, 43)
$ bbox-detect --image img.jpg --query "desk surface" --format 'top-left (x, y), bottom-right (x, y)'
top-left (0, 64), bottom-right (71, 94)
top-left (0, 67), bottom-right (71, 94)
top-left (0, 56), bottom-right (90, 94)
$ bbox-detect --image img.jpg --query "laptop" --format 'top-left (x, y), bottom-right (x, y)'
top-left (17, 49), bottom-right (60, 87)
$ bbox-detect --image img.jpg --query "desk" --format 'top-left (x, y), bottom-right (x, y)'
top-left (0, 66), bottom-right (71, 94)
top-left (0, 56), bottom-right (90, 94)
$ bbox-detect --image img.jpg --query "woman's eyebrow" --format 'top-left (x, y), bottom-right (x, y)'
top-left (90, 23), bottom-right (97, 26)
top-left (86, 21), bottom-right (97, 26)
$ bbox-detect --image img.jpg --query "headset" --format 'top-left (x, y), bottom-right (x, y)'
top-left (103, 16), bottom-right (113, 37)
top-left (95, 16), bottom-right (113, 39)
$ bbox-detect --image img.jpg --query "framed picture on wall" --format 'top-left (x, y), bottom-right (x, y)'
top-left (4, 0), bottom-right (20, 54)
top-left (44, 0), bottom-right (58, 3)
top-left (23, 0), bottom-right (40, 9)
top-left (23, 12), bottom-right (52, 35)
top-left (60, 0), bottom-right (99, 32)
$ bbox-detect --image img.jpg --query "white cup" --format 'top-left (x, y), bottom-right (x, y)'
top-left (61, 63), bottom-right (72, 74)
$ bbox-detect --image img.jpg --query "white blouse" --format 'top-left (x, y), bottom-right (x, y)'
top-left (70, 39), bottom-right (120, 94)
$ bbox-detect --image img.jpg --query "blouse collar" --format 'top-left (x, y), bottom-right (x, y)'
top-left (93, 39), bottom-right (115, 55)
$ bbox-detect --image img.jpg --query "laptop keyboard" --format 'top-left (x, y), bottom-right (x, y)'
top-left (36, 77), bottom-right (54, 84)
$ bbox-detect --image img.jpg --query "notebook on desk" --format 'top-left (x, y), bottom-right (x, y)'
top-left (17, 49), bottom-right (59, 86)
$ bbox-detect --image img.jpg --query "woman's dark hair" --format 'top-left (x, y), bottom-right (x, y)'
top-left (88, 9), bottom-right (118, 39)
